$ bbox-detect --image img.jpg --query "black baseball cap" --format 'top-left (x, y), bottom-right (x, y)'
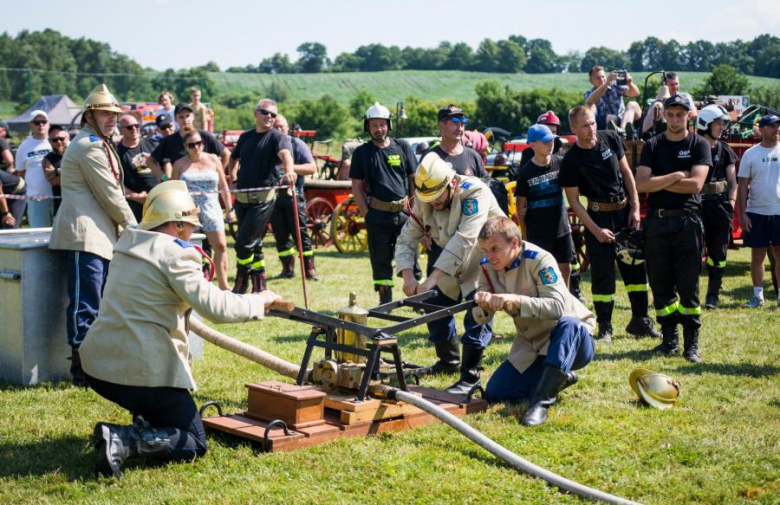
top-left (664, 94), bottom-right (693, 111)
top-left (174, 103), bottom-right (193, 116)
top-left (155, 113), bottom-right (173, 128)
top-left (438, 104), bottom-right (465, 122)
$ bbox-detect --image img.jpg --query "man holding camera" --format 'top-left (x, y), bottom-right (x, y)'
top-left (585, 66), bottom-right (641, 138)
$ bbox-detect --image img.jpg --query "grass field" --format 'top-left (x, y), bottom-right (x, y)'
top-left (0, 237), bottom-right (778, 504)
top-left (210, 70), bottom-right (780, 106)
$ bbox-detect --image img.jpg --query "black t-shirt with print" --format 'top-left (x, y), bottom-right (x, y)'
top-left (514, 155), bottom-right (570, 240)
top-left (559, 130), bottom-right (626, 200)
top-left (117, 139), bottom-right (161, 193)
top-left (639, 133), bottom-right (712, 210)
top-left (349, 138), bottom-right (416, 202)
top-left (231, 128), bottom-right (292, 189)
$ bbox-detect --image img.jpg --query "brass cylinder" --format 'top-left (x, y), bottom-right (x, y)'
top-left (336, 292), bottom-right (368, 363)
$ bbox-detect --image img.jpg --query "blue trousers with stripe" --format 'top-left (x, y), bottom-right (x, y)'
top-left (66, 251), bottom-right (109, 348)
top-left (484, 316), bottom-right (594, 403)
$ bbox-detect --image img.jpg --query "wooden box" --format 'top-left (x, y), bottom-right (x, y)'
top-left (245, 381), bottom-right (326, 429)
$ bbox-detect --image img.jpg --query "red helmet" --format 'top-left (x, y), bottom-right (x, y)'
top-left (537, 111), bottom-right (560, 126)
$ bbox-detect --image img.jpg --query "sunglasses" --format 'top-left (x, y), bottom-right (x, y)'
top-left (124, 124), bottom-right (140, 130)
top-left (50, 137), bottom-right (68, 143)
top-left (448, 116), bottom-right (469, 124)
top-left (257, 108), bottom-right (278, 118)
top-left (186, 140), bottom-right (204, 149)
top-left (33, 120), bottom-right (48, 126)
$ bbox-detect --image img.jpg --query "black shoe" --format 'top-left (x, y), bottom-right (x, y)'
top-left (232, 264), bottom-right (250, 294)
top-left (596, 324), bottom-right (613, 344)
top-left (69, 347), bottom-right (87, 388)
top-left (377, 285), bottom-right (392, 305)
top-left (625, 317), bottom-right (662, 339)
top-left (445, 345), bottom-right (483, 395)
top-left (703, 295), bottom-right (718, 310)
top-left (250, 270), bottom-right (267, 293)
top-left (425, 338), bottom-right (460, 375)
top-left (304, 256), bottom-right (321, 281)
top-left (520, 366), bottom-right (570, 427)
top-left (683, 329), bottom-right (703, 363)
top-left (93, 419), bottom-right (174, 479)
top-left (278, 256), bottom-right (295, 279)
top-left (652, 326), bottom-right (680, 356)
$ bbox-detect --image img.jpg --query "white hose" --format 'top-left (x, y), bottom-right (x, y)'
top-left (392, 390), bottom-right (641, 505)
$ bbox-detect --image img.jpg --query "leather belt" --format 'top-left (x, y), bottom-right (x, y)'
top-left (650, 208), bottom-right (696, 218)
top-left (369, 196), bottom-right (408, 213)
top-left (234, 188), bottom-right (276, 204)
top-left (588, 197), bottom-right (627, 212)
top-left (701, 180), bottom-right (728, 195)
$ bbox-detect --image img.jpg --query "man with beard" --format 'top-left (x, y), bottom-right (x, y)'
top-left (116, 114), bottom-right (161, 222)
top-left (423, 105), bottom-right (486, 177)
top-left (350, 102), bottom-right (420, 305)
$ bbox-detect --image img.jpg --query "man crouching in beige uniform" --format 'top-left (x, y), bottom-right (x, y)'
top-left (80, 181), bottom-right (281, 478)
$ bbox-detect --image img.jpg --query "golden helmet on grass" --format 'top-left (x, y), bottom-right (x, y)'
top-left (629, 368), bottom-right (681, 410)
top-left (83, 84), bottom-right (123, 114)
top-left (415, 152), bottom-right (455, 203)
top-left (140, 180), bottom-right (201, 231)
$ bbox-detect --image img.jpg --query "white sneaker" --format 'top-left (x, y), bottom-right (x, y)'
top-left (743, 296), bottom-right (764, 309)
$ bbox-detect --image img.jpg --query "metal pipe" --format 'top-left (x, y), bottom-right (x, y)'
top-left (189, 318), bottom-right (302, 380)
top-left (387, 388), bottom-right (641, 505)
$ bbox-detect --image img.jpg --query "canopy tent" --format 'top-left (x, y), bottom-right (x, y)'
top-left (6, 95), bottom-right (81, 133)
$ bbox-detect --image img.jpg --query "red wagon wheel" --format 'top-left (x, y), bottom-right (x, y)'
top-left (305, 197), bottom-right (334, 249)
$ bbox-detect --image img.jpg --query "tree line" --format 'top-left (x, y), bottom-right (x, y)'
top-left (228, 34), bottom-right (780, 78)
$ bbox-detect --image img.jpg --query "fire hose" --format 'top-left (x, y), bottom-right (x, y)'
top-left (190, 304), bottom-right (639, 504)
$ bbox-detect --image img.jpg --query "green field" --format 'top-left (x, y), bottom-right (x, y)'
top-left (0, 239), bottom-right (778, 504)
top-left (210, 70), bottom-right (780, 105)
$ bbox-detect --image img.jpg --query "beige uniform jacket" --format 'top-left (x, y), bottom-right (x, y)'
top-left (396, 175), bottom-right (505, 299)
top-left (49, 125), bottom-right (136, 260)
top-left (473, 241), bottom-right (596, 373)
top-left (80, 228), bottom-right (267, 390)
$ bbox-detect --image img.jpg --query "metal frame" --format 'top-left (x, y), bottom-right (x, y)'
top-left (269, 290), bottom-right (475, 402)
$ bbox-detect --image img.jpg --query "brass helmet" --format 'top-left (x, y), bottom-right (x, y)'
top-left (629, 368), bottom-right (681, 409)
top-left (83, 84), bottom-right (123, 114)
top-left (139, 180), bottom-right (201, 231)
top-left (415, 152), bottom-right (456, 203)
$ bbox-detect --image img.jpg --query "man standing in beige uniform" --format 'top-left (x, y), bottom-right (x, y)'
top-left (396, 152), bottom-right (505, 394)
top-left (81, 181), bottom-right (281, 478)
top-left (474, 217), bottom-right (595, 426)
top-left (49, 84), bottom-right (137, 386)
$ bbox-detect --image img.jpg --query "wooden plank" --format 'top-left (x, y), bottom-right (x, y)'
top-left (339, 401), bottom-right (423, 425)
top-left (323, 392), bottom-right (382, 412)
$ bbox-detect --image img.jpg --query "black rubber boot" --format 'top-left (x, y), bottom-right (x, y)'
top-left (596, 323), bottom-right (613, 344)
top-left (705, 266), bottom-right (725, 309)
top-left (232, 263), bottom-right (250, 294)
top-left (653, 325), bottom-right (680, 356)
top-left (278, 256), bottom-right (295, 279)
top-left (304, 256), bottom-right (321, 281)
top-left (250, 270), bottom-right (267, 293)
top-left (69, 347), bottom-right (87, 388)
top-left (520, 366), bottom-right (570, 427)
top-left (594, 301), bottom-right (614, 343)
top-left (377, 285), bottom-right (392, 305)
top-left (92, 419), bottom-right (173, 479)
top-left (445, 345), bottom-right (483, 395)
top-left (683, 328), bottom-right (703, 363)
top-left (425, 338), bottom-right (461, 375)
top-left (569, 274), bottom-right (587, 304)
top-left (625, 316), bottom-right (662, 339)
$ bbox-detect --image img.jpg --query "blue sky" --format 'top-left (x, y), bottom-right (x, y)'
top-left (3, 0), bottom-right (779, 71)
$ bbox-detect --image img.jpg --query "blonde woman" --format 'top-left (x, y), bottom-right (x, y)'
top-left (173, 130), bottom-right (232, 289)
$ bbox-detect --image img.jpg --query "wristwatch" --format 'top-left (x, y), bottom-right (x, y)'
top-left (1, 211), bottom-right (9, 216)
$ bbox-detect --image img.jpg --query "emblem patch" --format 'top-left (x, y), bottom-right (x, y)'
top-left (462, 198), bottom-right (479, 216)
top-left (538, 266), bottom-right (558, 285)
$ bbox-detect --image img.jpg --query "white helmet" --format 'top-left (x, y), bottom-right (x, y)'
top-left (364, 102), bottom-right (392, 132)
top-left (696, 104), bottom-right (730, 134)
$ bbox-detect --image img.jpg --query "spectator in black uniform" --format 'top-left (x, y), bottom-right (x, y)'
top-left (424, 105), bottom-right (486, 177)
top-left (228, 98), bottom-right (295, 294)
top-left (150, 104), bottom-right (229, 180)
top-left (116, 114), bottom-right (161, 222)
top-left (43, 125), bottom-right (69, 216)
top-left (636, 94), bottom-right (711, 363)
top-left (515, 124), bottom-right (575, 285)
top-left (696, 105), bottom-right (738, 310)
top-left (561, 105), bottom-right (660, 343)
top-left (350, 102), bottom-right (420, 305)
top-left (270, 114), bottom-right (320, 280)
